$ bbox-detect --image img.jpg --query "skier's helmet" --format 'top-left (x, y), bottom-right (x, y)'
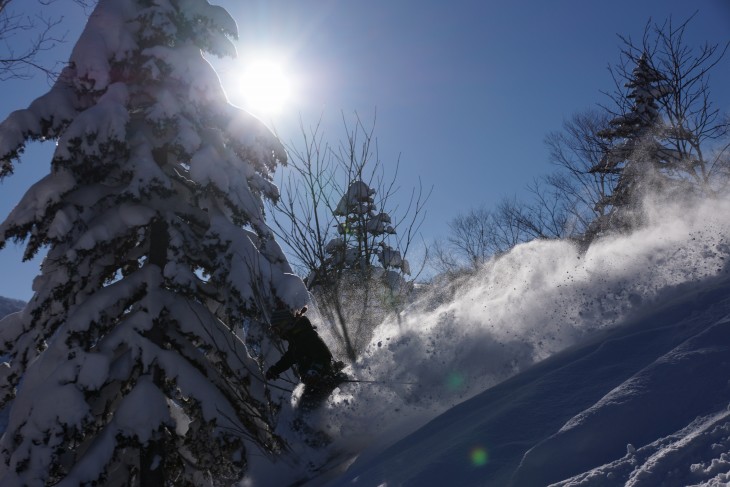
top-left (270, 308), bottom-right (296, 333)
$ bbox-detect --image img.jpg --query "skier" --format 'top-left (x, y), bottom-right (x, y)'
top-left (266, 306), bottom-right (346, 412)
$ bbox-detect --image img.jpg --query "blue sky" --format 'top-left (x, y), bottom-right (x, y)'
top-left (1, 0), bottom-right (729, 301)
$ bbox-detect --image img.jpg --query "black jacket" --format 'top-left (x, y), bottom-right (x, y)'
top-left (269, 317), bottom-right (334, 382)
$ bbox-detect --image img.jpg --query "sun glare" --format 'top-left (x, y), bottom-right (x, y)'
top-left (238, 58), bottom-right (292, 116)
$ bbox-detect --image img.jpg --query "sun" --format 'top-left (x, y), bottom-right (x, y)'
top-left (238, 57), bottom-right (292, 117)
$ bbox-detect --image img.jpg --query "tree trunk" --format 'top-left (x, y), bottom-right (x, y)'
top-left (140, 217), bottom-right (169, 486)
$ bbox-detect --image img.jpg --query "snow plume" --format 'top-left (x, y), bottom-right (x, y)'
top-left (314, 192), bottom-right (730, 460)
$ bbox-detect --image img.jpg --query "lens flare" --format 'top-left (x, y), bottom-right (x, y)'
top-left (446, 371), bottom-right (465, 391)
top-left (470, 446), bottom-right (489, 467)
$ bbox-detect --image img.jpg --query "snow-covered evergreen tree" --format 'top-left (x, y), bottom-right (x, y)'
top-left (322, 179), bottom-right (409, 280)
top-left (270, 116), bottom-right (426, 362)
top-left (587, 53), bottom-right (680, 237)
top-left (0, 0), bottom-right (307, 484)
top-left (310, 179), bottom-right (412, 361)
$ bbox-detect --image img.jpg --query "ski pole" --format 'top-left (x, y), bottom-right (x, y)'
top-left (341, 378), bottom-right (419, 386)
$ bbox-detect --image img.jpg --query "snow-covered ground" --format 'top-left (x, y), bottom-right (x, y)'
top-left (246, 194), bottom-right (730, 486)
top-left (326, 273), bottom-right (730, 486)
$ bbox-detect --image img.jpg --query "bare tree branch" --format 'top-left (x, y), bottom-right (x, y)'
top-left (268, 111), bottom-right (431, 361)
top-left (0, 0), bottom-right (90, 81)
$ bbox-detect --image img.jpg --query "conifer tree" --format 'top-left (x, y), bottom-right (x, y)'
top-left (311, 179), bottom-right (411, 360)
top-left (584, 16), bottom-right (729, 243)
top-left (322, 179), bottom-right (410, 281)
top-left (0, 0), bottom-right (307, 484)
top-left (587, 53), bottom-right (676, 236)
top-left (271, 116), bottom-right (426, 362)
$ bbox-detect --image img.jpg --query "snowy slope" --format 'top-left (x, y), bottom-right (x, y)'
top-left (0, 297), bottom-right (23, 320)
top-left (229, 194), bottom-right (730, 486)
top-left (327, 270), bottom-right (730, 486)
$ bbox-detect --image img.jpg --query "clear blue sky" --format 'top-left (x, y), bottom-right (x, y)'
top-left (1, 0), bottom-right (729, 301)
